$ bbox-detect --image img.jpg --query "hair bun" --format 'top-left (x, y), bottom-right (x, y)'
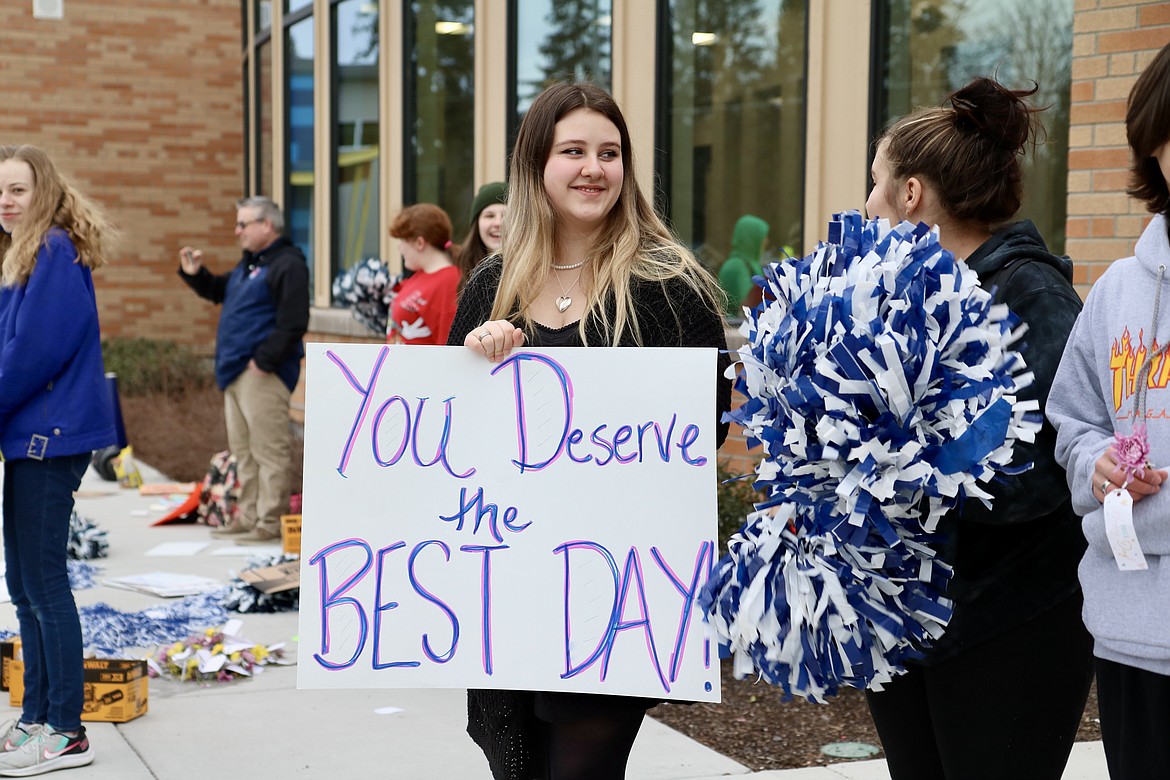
top-left (948, 76), bottom-right (1039, 153)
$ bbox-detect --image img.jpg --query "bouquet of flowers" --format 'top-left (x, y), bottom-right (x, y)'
top-left (147, 626), bottom-right (287, 683)
top-left (701, 212), bottom-right (1040, 702)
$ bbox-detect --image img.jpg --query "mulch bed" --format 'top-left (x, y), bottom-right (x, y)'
top-left (120, 385), bottom-right (302, 492)
top-left (649, 659), bottom-right (1101, 770)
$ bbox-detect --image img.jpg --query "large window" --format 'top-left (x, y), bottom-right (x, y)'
top-left (403, 1), bottom-right (475, 224)
top-left (511, 0), bottom-right (613, 126)
top-left (286, 9), bottom-right (315, 272)
top-left (871, 0), bottom-right (1074, 253)
top-left (256, 0), bottom-right (272, 33)
top-left (256, 39), bottom-right (273, 197)
top-left (657, 0), bottom-right (808, 274)
top-left (333, 0), bottom-right (381, 285)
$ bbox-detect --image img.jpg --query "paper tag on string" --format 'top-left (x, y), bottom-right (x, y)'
top-left (1104, 489), bottom-right (1148, 571)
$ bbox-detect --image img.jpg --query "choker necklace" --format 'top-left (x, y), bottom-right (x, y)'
top-left (552, 267), bottom-right (583, 313)
top-left (551, 260), bottom-right (586, 271)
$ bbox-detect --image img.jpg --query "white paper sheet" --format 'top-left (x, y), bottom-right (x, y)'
top-left (144, 542), bottom-right (211, 557)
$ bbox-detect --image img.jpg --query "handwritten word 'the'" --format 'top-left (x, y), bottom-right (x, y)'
top-left (493, 352), bottom-right (708, 474)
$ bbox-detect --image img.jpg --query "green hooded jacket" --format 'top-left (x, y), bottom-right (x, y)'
top-left (718, 214), bottom-right (770, 318)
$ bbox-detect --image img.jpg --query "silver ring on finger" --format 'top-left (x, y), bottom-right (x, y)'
top-left (1101, 479), bottom-right (1113, 494)
top-left (477, 331), bottom-right (491, 342)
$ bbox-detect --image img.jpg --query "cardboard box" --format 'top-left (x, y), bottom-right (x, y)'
top-left (281, 513), bottom-right (301, 555)
top-left (9, 658), bottom-right (148, 723)
top-left (0, 638), bottom-right (20, 692)
top-left (239, 560), bottom-right (300, 594)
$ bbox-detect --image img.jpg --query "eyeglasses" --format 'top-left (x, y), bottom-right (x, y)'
top-left (235, 218), bottom-right (265, 230)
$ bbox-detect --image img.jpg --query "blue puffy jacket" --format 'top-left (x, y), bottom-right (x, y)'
top-left (0, 228), bottom-right (116, 461)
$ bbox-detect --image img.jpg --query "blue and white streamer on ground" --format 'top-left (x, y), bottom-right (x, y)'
top-left (81, 592), bottom-right (230, 658)
top-left (700, 212), bottom-right (1040, 702)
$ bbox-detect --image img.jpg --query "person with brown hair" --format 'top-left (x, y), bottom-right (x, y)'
top-left (862, 78), bottom-right (1092, 779)
top-left (386, 203), bottom-right (460, 345)
top-left (447, 82), bottom-right (730, 779)
top-left (1048, 40), bottom-right (1170, 779)
top-left (0, 144), bottom-right (114, 775)
top-left (455, 181), bottom-right (506, 288)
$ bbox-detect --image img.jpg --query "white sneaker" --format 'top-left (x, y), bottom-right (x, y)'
top-left (0, 722), bottom-right (41, 754)
top-left (0, 726), bottom-right (93, 776)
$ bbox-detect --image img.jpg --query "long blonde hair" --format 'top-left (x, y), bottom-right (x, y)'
top-left (0, 145), bottom-right (112, 287)
top-left (491, 83), bottom-right (723, 345)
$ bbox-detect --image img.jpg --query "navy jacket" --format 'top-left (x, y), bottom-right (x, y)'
top-left (179, 237), bottom-right (309, 391)
top-left (0, 228), bottom-right (116, 460)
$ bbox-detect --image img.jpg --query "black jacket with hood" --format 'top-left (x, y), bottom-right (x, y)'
top-left (926, 219), bottom-right (1086, 662)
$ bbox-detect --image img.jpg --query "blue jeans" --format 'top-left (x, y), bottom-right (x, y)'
top-left (3, 453), bottom-right (89, 732)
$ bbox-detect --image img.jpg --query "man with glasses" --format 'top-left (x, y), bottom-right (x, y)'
top-left (178, 196), bottom-right (309, 544)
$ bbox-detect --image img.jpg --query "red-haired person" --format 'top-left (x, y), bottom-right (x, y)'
top-left (386, 204), bottom-right (460, 345)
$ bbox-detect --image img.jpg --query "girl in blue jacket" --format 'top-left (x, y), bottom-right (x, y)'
top-left (0, 145), bottom-right (115, 776)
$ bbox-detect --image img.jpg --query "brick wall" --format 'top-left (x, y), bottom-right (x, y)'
top-left (1066, 0), bottom-right (1170, 297)
top-left (0, 1), bottom-right (244, 347)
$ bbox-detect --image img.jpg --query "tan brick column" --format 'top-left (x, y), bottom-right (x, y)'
top-left (1066, 1), bottom-right (1170, 298)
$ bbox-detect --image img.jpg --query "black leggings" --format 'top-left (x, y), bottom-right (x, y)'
top-left (542, 711), bottom-right (645, 780)
top-left (1096, 657), bottom-right (1170, 779)
top-left (865, 594), bottom-right (1094, 780)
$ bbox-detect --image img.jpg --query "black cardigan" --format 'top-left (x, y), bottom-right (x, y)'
top-left (447, 255), bottom-right (732, 447)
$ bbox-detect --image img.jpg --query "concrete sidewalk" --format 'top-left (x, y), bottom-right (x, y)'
top-left (0, 463), bottom-right (1109, 778)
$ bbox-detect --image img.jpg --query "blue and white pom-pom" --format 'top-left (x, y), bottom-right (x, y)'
top-left (331, 257), bottom-right (398, 336)
top-left (222, 554), bottom-right (300, 614)
top-left (700, 211), bottom-right (1040, 703)
top-left (67, 511), bottom-right (108, 560)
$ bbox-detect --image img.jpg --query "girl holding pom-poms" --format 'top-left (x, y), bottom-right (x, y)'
top-left (862, 78), bottom-right (1092, 779)
top-left (1048, 41), bottom-right (1170, 780)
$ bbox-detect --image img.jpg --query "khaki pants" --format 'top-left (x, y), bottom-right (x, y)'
top-left (223, 369), bottom-right (291, 535)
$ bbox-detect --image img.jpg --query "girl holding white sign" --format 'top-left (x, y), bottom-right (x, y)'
top-left (448, 82), bottom-right (731, 780)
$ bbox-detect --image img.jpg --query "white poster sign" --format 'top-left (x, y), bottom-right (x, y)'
top-left (296, 343), bottom-right (721, 702)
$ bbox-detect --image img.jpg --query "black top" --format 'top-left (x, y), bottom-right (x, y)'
top-left (531, 321), bottom-right (584, 348)
top-left (447, 254), bottom-right (732, 447)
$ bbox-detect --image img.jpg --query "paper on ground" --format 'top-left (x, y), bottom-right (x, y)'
top-left (103, 572), bottom-right (224, 598)
top-left (209, 544), bottom-right (282, 556)
top-left (144, 542), bottom-right (210, 557)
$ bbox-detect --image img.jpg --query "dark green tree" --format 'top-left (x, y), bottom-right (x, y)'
top-left (529, 0), bottom-right (613, 102)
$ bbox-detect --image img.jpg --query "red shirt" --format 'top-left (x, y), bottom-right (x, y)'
top-left (387, 264), bottom-right (461, 346)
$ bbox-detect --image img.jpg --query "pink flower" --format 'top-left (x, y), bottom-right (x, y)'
top-left (1114, 425), bottom-right (1151, 485)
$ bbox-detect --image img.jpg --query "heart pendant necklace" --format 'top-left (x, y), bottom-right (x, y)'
top-left (553, 266), bottom-right (584, 314)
